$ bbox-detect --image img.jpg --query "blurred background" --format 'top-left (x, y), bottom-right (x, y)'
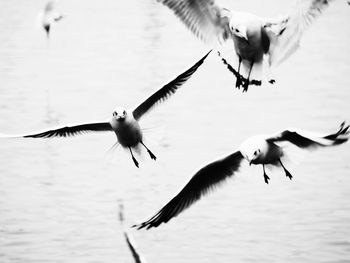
top-left (0, 0), bottom-right (349, 262)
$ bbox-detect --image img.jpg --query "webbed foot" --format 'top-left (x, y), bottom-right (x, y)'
top-left (235, 76), bottom-right (242, 89)
top-left (264, 173), bottom-right (270, 184)
top-left (132, 156), bottom-right (139, 168)
top-left (147, 150), bottom-right (157, 161)
top-left (242, 80), bottom-right (249, 92)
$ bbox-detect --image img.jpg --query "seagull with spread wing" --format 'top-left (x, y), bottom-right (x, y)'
top-left (39, 1), bottom-right (64, 38)
top-left (135, 122), bottom-right (349, 229)
top-left (3, 51), bottom-right (211, 167)
top-left (157, 0), bottom-right (336, 91)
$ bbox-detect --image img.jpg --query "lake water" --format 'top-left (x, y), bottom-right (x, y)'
top-left (0, 0), bottom-right (350, 262)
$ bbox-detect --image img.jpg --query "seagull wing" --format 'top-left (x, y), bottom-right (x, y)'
top-left (264, 0), bottom-right (334, 66)
top-left (132, 50), bottom-right (211, 121)
top-left (10, 122), bottom-right (113, 138)
top-left (266, 122), bottom-right (349, 149)
top-left (134, 151), bottom-right (244, 230)
top-left (157, 0), bottom-right (231, 45)
top-left (124, 232), bottom-right (147, 263)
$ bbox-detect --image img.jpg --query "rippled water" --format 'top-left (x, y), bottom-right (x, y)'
top-left (0, 0), bottom-right (350, 262)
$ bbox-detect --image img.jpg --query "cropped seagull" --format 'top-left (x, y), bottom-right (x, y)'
top-left (39, 1), bottom-right (64, 38)
top-left (134, 122), bottom-right (349, 229)
top-left (157, 0), bottom-right (336, 91)
top-left (119, 201), bottom-right (148, 263)
top-left (3, 51), bottom-right (211, 167)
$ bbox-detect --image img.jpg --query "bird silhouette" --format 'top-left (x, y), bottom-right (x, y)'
top-left (2, 51), bottom-right (211, 167)
top-left (135, 122), bottom-right (349, 229)
top-left (157, 0), bottom-right (336, 91)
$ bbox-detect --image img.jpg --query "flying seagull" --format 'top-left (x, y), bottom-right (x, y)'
top-left (135, 122), bottom-right (349, 229)
top-left (3, 51), bottom-right (211, 167)
top-left (157, 0), bottom-right (336, 91)
top-left (39, 1), bottom-right (64, 38)
top-left (119, 201), bottom-right (148, 263)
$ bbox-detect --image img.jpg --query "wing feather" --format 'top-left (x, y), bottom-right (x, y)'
top-left (265, 0), bottom-right (334, 66)
top-left (134, 151), bottom-right (244, 230)
top-left (132, 50), bottom-right (211, 121)
top-left (18, 122), bottom-right (113, 138)
top-left (157, 0), bottom-right (230, 45)
top-left (267, 122), bottom-right (349, 149)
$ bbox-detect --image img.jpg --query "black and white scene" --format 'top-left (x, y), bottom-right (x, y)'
top-left (0, 0), bottom-right (349, 262)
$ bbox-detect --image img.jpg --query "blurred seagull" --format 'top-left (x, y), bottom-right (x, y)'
top-left (157, 0), bottom-right (336, 91)
top-left (3, 51), bottom-right (211, 167)
top-left (135, 122), bottom-right (349, 229)
top-left (39, 1), bottom-right (64, 38)
top-left (119, 201), bottom-right (148, 263)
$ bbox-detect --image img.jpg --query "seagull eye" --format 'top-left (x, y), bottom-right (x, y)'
top-left (254, 150), bottom-right (259, 156)
top-left (235, 28), bottom-right (239, 33)
top-left (113, 112), bottom-right (117, 116)
top-left (123, 110), bottom-right (126, 115)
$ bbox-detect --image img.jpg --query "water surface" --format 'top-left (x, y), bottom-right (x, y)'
top-left (0, 1), bottom-right (350, 262)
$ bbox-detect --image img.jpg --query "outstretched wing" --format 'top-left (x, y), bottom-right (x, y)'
top-left (132, 50), bottom-right (211, 121)
top-left (267, 122), bottom-right (349, 149)
top-left (264, 0), bottom-right (334, 66)
top-left (157, 0), bottom-right (231, 45)
top-left (134, 151), bottom-right (244, 230)
top-left (10, 122), bottom-right (113, 138)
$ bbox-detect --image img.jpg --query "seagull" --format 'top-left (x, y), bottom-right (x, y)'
top-left (157, 0), bottom-right (336, 91)
top-left (3, 51), bottom-right (211, 167)
top-left (119, 201), bottom-right (148, 263)
top-left (39, 1), bottom-right (64, 38)
top-left (134, 122), bottom-right (349, 229)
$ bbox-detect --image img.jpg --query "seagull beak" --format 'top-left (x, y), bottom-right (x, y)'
top-left (241, 32), bottom-right (248, 42)
top-left (249, 160), bottom-right (252, 166)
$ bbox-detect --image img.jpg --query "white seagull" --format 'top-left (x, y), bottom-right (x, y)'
top-left (39, 1), bottom-right (64, 38)
top-left (135, 122), bottom-right (349, 229)
top-left (157, 0), bottom-right (336, 91)
top-left (4, 51), bottom-right (211, 167)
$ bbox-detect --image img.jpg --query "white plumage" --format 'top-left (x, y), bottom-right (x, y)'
top-left (158, 0), bottom-right (336, 91)
top-left (135, 122), bottom-right (349, 229)
top-left (1, 51), bottom-right (211, 167)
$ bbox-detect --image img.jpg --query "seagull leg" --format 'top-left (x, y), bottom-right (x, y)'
top-left (263, 164), bottom-right (270, 184)
top-left (279, 159), bottom-right (293, 180)
top-left (129, 147), bottom-right (139, 168)
top-left (235, 56), bottom-right (243, 89)
top-left (243, 62), bottom-right (254, 92)
top-left (140, 141), bottom-right (157, 161)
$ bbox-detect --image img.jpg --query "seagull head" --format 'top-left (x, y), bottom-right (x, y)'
top-left (247, 149), bottom-right (262, 165)
top-left (229, 19), bottom-right (248, 41)
top-left (112, 107), bottom-right (127, 121)
top-left (239, 136), bottom-right (267, 165)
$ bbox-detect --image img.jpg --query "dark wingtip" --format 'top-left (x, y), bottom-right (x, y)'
top-left (205, 49), bottom-right (213, 57)
top-left (323, 121), bottom-right (349, 145)
top-left (196, 49), bottom-right (212, 65)
top-left (132, 223), bottom-right (149, 231)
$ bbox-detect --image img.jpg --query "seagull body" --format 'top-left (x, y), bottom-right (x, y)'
top-left (135, 122), bottom-right (349, 229)
top-left (110, 108), bottom-right (142, 149)
top-left (157, 0), bottom-right (335, 91)
top-left (40, 1), bottom-right (64, 38)
top-left (5, 51), bottom-right (211, 167)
